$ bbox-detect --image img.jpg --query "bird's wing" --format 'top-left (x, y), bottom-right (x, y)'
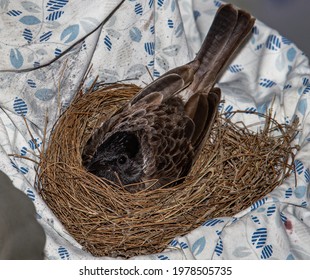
top-left (189, 87), bottom-right (221, 155)
top-left (130, 73), bottom-right (185, 106)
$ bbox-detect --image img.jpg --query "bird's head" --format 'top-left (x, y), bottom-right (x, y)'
top-left (86, 131), bottom-right (144, 185)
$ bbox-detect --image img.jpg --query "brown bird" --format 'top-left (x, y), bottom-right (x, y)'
top-left (82, 4), bottom-right (255, 191)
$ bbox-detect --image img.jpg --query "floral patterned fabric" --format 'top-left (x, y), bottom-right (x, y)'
top-left (0, 0), bottom-right (309, 259)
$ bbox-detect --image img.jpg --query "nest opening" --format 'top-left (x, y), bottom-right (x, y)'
top-left (37, 84), bottom-right (298, 258)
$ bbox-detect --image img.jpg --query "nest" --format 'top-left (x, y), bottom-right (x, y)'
top-left (38, 83), bottom-right (299, 258)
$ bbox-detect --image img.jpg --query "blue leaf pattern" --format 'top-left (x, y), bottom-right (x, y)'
top-left (229, 64), bottom-right (244, 73)
top-left (20, 146), bottom-right (28, 156)
top-left (218, 102), bottom-right (224, 112)
top-left (150, 25), bottom-right (155, 34)
top-left (255, 43), bottom-right (264, 51)
top-left (54, 48), bottom-right (62, 57)
top-left (202, 219), bottom-right (224, 227)
top-left (33, 61), bottom-right (40, 68)
top-left (224, 105), bottom-right (233, 119)
top-left (261, 245), bottom-right (273, 259)
top-left (174, 22), bottom-right (183, 37)
top-left (303, 85), bottom-right (310, 94)
top-left (245, 107), bottom-right (257, 113)
top-left (23, 28), bottom-right (33, 43)
top-left (162, 44), bottom-right (180, 56)
top-left (13, 97), bottom-right (28, 116)
top-left (252, 26), bottom-right (259, 35)
top-left (27, 79), bottom-right (36, 88)
top-left (167, 19), bottom-right (174, 28)
top-left (46, 11), bottom-right (64, 21)
top-left (301, 201), bottom-right (307, 207)
top-left (158, 0), bottom-right (165, 7)
top-left (19, 15), bottom-right (41, 25)
top-left (144, 42), bottom-right (155, 55)
top-left (40, 31), bottom-right (53, 42)
top-left (251, 215), bottom-right (261, 224)
top-left (10, 48), bottom-right (24, 69)
top-left (294, 185), bottom-right (306, 199)
top-left (192, 236), bottom-right (206, 256)
top-left (46, 0), bottom-right (68, 11)
top-left (153, 69), bottom-right (160, 77)
top-left (81, 41), bottom-right (87, 51)
top-left (287, 47), bottom-right (296, 62)
top-left (129, 27), bottom-right (142, 42)
top-left (104, 35), bottom-right (112, 51)
top-left (21, 1), bottom-right (41, 13)
top-left (266, 204), bottom-right (276, 216)
top-left (180, 242), bottom-right (188, 249)
top-left (26, 189), bottom-right (35, 201)
top-left (266, 35), bottom-right (281, 51)
top-left (20, 167), bottom-right (29, 174)
top-left (125, 64), bottom-right (147, 79)
top-left (214, 0), bottom-right (222, 7)
top-left (286, 254), bottom-right (295, 260)
top-left (35, 88), bottom-right (55, 101)
top-left (170, 239), bottom-right (178, 246)
top-left (7, 10), bottom-right (22, 16)
top-left (10, 160), bottom-right (29, 174)
top-left (251, 197), bottom-right (267, 211)
top-left (28, 138), bottom-right (42, 150)
top-left (251, 228), bottom-right (267, 249)
top-left (259, 78), bottom-right (276, 88)
top-left (305, 168), bottom-right (310, 182)
top-left (58, 246), bottom-right (70, 260)
top-left (60, 24), bottom-right (79, 43)
top-left (134, 3), bottom-right (143, 15)
top-left (231, 217), bottom-right (238, 223)
top-left (303, 77), bottom-right (309, 86)
top-left (215, 238), bottom-right (223, 256)
top-left (157, 254), bottom-right (169, 260)
top-left (203, 218), bottom-right (224, 227)
top-left (280, 212), bottom-right (287, 223)
top-left (10, 160), bottom-right (18, 171)
top-left (283, 84), bottom-right (292, 90)
top-left (294, 160), bottom-right (304, 175)
top-left (282, 37), bottom-right (292, 45)
top-left (298, 99), bottom-right (308, 115)
top-left (171, 0), bottom-right (176, 12)
top-left (149, 0), bottom-right (154, 8)
top-left (285, 188), bottom-right (293, 198)
top-left (156, 56), bottom-right (169, 71)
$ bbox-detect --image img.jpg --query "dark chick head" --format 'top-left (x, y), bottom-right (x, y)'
top-left (86, 131), bottom-right (144, 185)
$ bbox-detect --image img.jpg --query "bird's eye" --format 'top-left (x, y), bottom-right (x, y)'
top-left (117, 155), bottom-right (127, 165)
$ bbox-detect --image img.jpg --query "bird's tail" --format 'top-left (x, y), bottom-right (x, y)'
top-left (183, 4), bottom-right (255, 155)
top-left (189, 4), bottom-right (255, 93)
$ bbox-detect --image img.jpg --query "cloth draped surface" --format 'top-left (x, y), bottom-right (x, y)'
top-left (0, 0), bottom-right (310, 259)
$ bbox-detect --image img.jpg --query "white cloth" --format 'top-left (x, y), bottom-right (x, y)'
top-left (0, 0), bottom-right (309, 259)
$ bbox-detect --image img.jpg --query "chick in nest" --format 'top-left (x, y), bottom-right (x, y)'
top-left (82, 4), bottom-right (255, 191)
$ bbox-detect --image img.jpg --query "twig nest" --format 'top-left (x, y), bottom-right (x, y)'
top-left (38, 83), bottom-right (298, 258)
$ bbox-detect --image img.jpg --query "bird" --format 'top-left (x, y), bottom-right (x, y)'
top-left (0, 170), bottom-right (46, 259)
top-left (82, 4), bottom-right (255, 192)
